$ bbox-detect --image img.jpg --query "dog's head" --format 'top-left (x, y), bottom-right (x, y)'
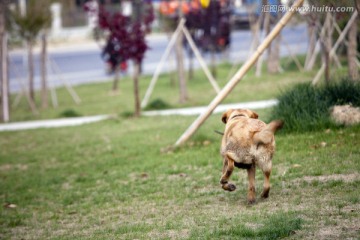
top-left (221, 109), bottom-right (258, 124)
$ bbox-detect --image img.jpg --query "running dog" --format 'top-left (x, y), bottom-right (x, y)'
top-left (219, 109), bottom-right (283, 204)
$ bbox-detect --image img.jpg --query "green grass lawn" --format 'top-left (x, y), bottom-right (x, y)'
top-left (1, 113), bottom-right (359, 239)
top-left (1, 60), bottom-right (359, 239)
top-left (9, 58), bottom-right (322, 122)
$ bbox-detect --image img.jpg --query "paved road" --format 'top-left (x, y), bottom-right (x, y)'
top-left (8, 24), bottom-right (308, 92)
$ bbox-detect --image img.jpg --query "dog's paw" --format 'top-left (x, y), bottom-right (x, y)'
top-left (220, 178), bottom-right (228, 185)
top-left (261, 188), bottom-right (270, 198)
top-left (247, 199), bottom-right (256, 205)
top-left (261, 193), bottom-right (269, 199)
top-left (227, 183), bottom-right (236, 191)
top-left (222, 183), bottom-right (236, 191)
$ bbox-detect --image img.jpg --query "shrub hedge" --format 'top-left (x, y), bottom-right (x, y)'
top-left (268, 79), bottom-right (360, 133)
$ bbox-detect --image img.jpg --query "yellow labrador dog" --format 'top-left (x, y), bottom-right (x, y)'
top-left (220, 109), bottom-right (283, 204)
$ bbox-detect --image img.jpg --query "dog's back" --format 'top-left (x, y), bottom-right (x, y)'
top-left (222, 118), bottom-right (283, 167)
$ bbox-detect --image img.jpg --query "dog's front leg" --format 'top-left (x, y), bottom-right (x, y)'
top-left (220, 157), bottom-right (236, 191)
top-left (247, 164), bottom-right (256, 204)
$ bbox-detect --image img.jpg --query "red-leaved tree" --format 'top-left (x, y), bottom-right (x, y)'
top-left (85, 0), bottom-right (154, 117)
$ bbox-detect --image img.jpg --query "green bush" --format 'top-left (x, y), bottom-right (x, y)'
top-left (144, 98), bottom-right (172, 110)
top-left (58, 109), bottom-right (82, 118)
top-left (269, 79), bottom-right (360, 133)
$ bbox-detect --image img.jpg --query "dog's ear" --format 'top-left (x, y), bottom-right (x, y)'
top-left (222, 109), bottom-right (232, 124)
top-left (250, 110), bottom-right (259, 119)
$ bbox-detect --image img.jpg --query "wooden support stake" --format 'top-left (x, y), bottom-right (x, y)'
top-left (182, 25), bottom-right (220, 93)
top-left (48, 57), bottom-right (81, 104)
top-left (312, 11), bottom-right (358, 85)
top-left (174, 0), bottom-right (305, 147)
top-left (9, 59), bottom-right (38, 114)
top-left (282, 38), bottom-right (304, 71)
top-left (141, 19), bottom-right (185, 108)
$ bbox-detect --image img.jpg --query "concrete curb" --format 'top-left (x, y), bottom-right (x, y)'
top-left (0, 99), bottom-right (278, 132)
top-left (0, 115), bottom-right (109, 132)
top-left (142, 99), bottom-right (279, 116)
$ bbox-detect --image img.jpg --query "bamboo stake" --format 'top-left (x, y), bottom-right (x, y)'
top-left (312, 11), bottom-right (358, 85)
top-left (327, 14), bottom-right (342, 68)
top-left (282, 37), bottom-right (304, 71)
top-left (182, 25), bottom-right (220, 93)
top-left (48, 57), bottom-right (81, 104)
top-left (9, 57), bottom-right (38, 114)
top-left (174, 0), bottom-right (305, 147)
top-left (46, 56), bottom-right (58, 108)
top-left (141, 18), bottom-right (185, 108)
top-left (304, 14), bottom-right (330, 71)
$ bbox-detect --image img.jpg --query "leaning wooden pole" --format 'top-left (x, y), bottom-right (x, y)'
top-left (182, 25), bottom-right (220, 93)
top-left (174, 0), bottom-right (304, 147)
top-left (141, 19), bottom-right (185, 108)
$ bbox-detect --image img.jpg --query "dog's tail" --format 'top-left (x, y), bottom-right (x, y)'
top-left (253, 120), bottom-right (284, 146)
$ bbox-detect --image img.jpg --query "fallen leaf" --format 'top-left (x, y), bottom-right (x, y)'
top-left (141, 173), bottom-right (149, 179)
top-left (3, 203), bottom-right (17, 209)
top-left (203, 140), bottom-right (211, 146)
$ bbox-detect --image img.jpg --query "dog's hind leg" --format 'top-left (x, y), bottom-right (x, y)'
top-left (261, 171), bottom-right (271, 198)
top-left (220, 157), bottom-right (236, 191)
top-left (259, 160), bottom-right (272, 199)
top-left (247, 164), bottom-right (256, 204)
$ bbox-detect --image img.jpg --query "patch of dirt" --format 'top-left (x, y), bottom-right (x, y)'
top-left (167, 173), bottom-right (188, 181)
top-left (148, 229), bottom-right (190, 239)
top-left (293, 173), bottom-right (360, 184)
top-left (314, 216), bottom-right (360, 240)
top-left (330, 105), bottom-right (360, 126)
top-left (0, 164), bottom-right (28, 171)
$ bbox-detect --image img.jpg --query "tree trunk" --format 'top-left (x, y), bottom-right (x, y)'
top-left (325, 14), bottom-right (333, 85)
top-left (41, 33), bottom-right (48, 108)
top-left (347, 15), bottom-right (358, 81)
top-left (267, 32), bottom-right (281, 73)
top-left (170, 49), bottom-right (176, 87)
top-left (267, 1), bottom-right (282, 74)
top-left (355, 0), bottom-right (360, 14)
top-left (211, 49), bottom-right (217, 78)
top-left (320, 13), bottom-right (332, 85)
top-left (188, 50), bottom-right (194, 81)
top-left (133, 61), bottom-right (141, 117)
top-left (176, 0), bottom-right (187, 103)
top-left (1, 5), bottom-right (10, 122)
top-left (304, 15), bottom-right (317, 71)
top-left (176, 29), bottom-right (187, 103)
top-left (27, 40), bottom-right (35, 101)
top-left (112, 66), bottom-right (120, 92)
top-left (256, 0), bottom-right (270, 77)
